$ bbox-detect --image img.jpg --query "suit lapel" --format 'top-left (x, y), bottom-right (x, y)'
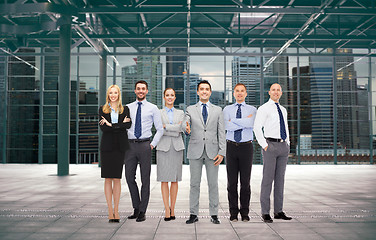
top-left (161, 108), bottom-right (168, 124)
top-left (205, 103), bottom-right (212, 125)
top-left (172, 109), bottom-right (179, 124)
top-left (195, 102), bottom-right (205, 126)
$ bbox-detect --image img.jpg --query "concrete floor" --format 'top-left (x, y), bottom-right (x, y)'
top-left (0, 164), bottom-right (375, 240)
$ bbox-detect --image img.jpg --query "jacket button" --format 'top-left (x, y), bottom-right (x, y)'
top-left (203, 138), bottom-right (205, 140)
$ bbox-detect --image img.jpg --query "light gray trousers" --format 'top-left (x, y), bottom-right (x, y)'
top-left (189, 150), bottom-right (219, 216)
top-left (260, 140), bottom-right (289, 215)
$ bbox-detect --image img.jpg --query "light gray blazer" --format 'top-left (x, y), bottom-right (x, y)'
top-left (185, 102), bottom-right (226, 159)
top-left (156, 108), bottom-right (185, 152)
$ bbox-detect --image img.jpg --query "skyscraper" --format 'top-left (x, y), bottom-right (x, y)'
top-left (334, 49), bottom-right (359, 149)
top-left (232, 56), bottom-right (264, 106)
top-left (231, 52), bottom-right (287, 107)
top-left (309, 56), bottom-right (334, 149)
top-left (137, 53), bottom-right (163, 107)
top-left (121, 64), bottom-right (137, 105)
top-left (290, 66), bottom-right (311, 149)
top-left (121, 50), bottom-right (163, 107)
top-left (166, 48), bottom-right (187, 106)
top-left (186, 73), bottom-right (201, 106)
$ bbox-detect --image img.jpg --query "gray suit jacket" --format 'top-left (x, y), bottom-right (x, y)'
top-left (156, 108), bottom-right (185, 152)
top-left (185, 102), bottom-right (226, 159)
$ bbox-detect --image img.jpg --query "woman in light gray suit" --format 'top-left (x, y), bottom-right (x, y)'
top-left (156, 88), bottom-right (185, 221)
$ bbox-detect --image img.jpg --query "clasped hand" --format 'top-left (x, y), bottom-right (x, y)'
top-left (185, 122), bottom-right (191, 134)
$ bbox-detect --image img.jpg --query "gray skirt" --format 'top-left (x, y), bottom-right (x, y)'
top-left (156, 148), bottom-right (183, 182)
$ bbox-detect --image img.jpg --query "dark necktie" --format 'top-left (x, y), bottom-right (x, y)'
top-left (202, 103), bottom-right (208, 124)
top-left (134, 102), bottom-right (142, 139)
top-left (234, 104), bottom-right (242, 142)
top-left (275, 102), bottom-right (287, 140)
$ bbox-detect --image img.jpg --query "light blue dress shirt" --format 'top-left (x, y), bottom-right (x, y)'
top-left (165, 107), bottom-right (175, 124)
top-left (109, 104), bottom-right (119, 124)
top-left (127, 99), bottom-right (164, 147)
top-left (223, 101), bottom-right (257, 142)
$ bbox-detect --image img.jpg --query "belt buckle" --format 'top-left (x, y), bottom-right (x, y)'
top-left (280, 139), bottom-right (284, 142)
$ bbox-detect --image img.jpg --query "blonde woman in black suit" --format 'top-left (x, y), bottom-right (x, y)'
top-left (156, 88), bottom-right (185, 221)
top-left (99, 85), bottom-right (131, 222)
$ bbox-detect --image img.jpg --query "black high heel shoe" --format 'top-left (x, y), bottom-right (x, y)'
top-left (109, 214), bottom-right (115, 223)
top-left (113, 213), bottom-right (120, 223)
top-left (170, 208), bottom-right (176, 220)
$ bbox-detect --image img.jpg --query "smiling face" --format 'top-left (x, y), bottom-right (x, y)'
top-left (233, 84), bottom-right (247, 103)
top-left (164, 89), bottom-right (176, 107)
top-left (134, 83), bottom-right (148, 101)
top-left (197, 83), bottom-right (212, 103)
top-left (268, 83), bottom-right (282, 103)
top-left (108, 86), bottom-right (119, 103)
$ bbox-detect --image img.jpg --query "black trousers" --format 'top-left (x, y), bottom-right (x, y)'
top-left (124, 141), bottom-right (152, 213)
top-left (226, 141), bottom-right (253, 216)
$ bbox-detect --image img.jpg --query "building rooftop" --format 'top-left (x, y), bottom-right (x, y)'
top-left (0, 164), bottom-right (375, 240)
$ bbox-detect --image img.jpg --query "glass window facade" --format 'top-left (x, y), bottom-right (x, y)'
top-left (0, 47), bottom-right (375, 164)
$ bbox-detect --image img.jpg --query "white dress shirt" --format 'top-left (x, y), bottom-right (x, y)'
top-left (253, 98), bottom-right (290, 149)
top-left (127, 99), bottom-right (164, 147)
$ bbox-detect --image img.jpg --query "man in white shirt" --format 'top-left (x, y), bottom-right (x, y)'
top-left (125, 80), bottom-right (164, 222)
top-left (253, 83), bottom-right (292, 223)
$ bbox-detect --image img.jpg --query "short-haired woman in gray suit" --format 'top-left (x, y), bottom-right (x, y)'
top-left (156, 88), bottom-right (185, 221)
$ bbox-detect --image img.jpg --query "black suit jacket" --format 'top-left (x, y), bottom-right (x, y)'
top-left (99, 106), bottom-right (132, 152)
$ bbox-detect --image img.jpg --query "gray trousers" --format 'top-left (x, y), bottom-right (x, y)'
top-left (124, 141), bottom-right (151, 213)
top-left (260, 140), bottom-right (289, 215)
top-left (189, 150), bottom-right (219, 216)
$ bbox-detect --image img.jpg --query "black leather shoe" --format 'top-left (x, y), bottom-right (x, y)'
top-left (112, 219), bottom-right (120, 223)
top-left (230, 214), bottom-right (238, 222)
top-left (210, 215), bottom-right (220, 224)
top-left (274, 212), bottom-right (292, 220)
top-left (136, 212), bottom-right (146, 222)
top-left (128, 209), bottom-right (139, 219)
top-left (186, 214), bottom-right (198, 224)
top-left (262, 214), bottom-right (273, 223)
top-left (164, 217), bottom-right (171, 221)
top-left (241, 215), bottom-right (250, 222)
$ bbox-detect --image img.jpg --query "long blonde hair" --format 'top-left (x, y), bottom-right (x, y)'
top-left (102, 85), bottom-right (124, 114)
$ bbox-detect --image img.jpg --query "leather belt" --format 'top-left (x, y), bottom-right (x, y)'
top-left (227, 140), bottom-right (252, 146)
top-left (266, 138), bottom-right (285, 143)
top-left (129, 138), bottom-right (150, 143)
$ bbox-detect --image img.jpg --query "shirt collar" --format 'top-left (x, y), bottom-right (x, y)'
top-left (268, 98), bottom-right (278, 105)
top-left (235, 101), bottom-right (245, 107)
top-left (165, 106), bottom-right (174, 112)
top-left (109, 103), bottom-right (117, 112)
top-left (199, 101), bottom-right (210, 106)
top-left (135, 99), bottom-right (147, 105)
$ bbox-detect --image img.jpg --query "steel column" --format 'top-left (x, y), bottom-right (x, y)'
top-left (98, 46), bottom-right (107, 167)
top-left (368, 48), bottom-right (373, 164)
top-left (38, 47), bottom-right (44, 164)
top-left (57, 18), bottom-right (71, 176)
top-left (333, 54), bottom-right (338, 164)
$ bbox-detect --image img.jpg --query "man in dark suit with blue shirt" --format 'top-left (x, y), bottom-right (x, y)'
top-left (223, 83), bottom-right (257, 222)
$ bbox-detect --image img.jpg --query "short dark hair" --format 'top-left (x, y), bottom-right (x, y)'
top-left (197, 80), bottom-right (212, 91)
top-left (135, 80), bottom-right (148, 89)
top-left (234, 83), bottom-right (247, 91)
